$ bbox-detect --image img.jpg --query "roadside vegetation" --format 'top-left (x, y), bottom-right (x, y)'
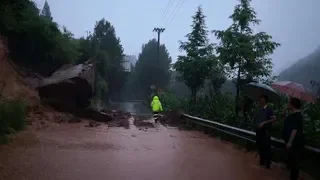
top-left (0, 0), bottom-right (125, 107)
top-left (0, 97), bottom-right (27, 144)
top-left (157, 1), bottom-right (320, 150)
top-left (0, 0), bottom-right (125, 143)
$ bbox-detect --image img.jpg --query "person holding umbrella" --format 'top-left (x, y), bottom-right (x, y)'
top-left (242, 82), bottom-right (280, 168)
top-left (254, 94), bottom-right (276, 168)
top-left (271, 81), bottom-right (310, 180)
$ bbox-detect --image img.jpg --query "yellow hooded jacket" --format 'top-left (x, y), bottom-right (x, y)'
top-left (151, 96), bottom-right (163, 113)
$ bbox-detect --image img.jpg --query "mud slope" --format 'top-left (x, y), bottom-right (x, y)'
top-left (0, 38), bottom-right (39, 106)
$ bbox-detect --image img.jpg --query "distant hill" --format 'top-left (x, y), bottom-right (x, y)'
top-left (278, 46), bottom-right (320, 91)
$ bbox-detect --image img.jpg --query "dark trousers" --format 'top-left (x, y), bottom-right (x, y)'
top-left (153, 112), bottom-right (159, 122)
top-left (287, 147), bottom-right (303, 180)
top-left (256, 128), bottom-right (271, 166)
top-left (153, 112), bottom-right (159, 117)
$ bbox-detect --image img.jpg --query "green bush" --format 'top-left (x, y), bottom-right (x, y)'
top-left (0, 98), bottom-right (27, 143)
top-left (161, 90), bottom-right (320, 148)
top-left (159, 91), bottom-right (186, 111)
top-left (160, 91), bottom-right (236, 124)
top-left (304, 103), bottom-right (320, 148)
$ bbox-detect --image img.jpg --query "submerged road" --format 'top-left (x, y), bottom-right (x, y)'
top-left (0, 118), bottom-right (310, 180)
top-left (0, 102), bottom-right (313, 180)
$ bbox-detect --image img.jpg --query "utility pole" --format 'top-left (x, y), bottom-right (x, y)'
top-left (152, 28), bottom-right (165, 92)
top-left (153, 28), bottom-right (165, 63)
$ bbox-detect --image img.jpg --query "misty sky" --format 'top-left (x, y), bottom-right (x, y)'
top-left (34, 0), bottom-right (320, 74)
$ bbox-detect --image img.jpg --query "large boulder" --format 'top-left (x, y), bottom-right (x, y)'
top-left (38, 60), bottom-right (95, 110)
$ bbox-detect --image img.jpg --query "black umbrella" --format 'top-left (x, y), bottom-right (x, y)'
top-left (242, 82), bottom-right (280, 103)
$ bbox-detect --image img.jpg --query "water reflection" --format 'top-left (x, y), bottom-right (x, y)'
top-left (109, 101), bottom-right (152, 116)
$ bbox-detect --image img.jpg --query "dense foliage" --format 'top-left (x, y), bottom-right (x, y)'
top-left (174, 6), bottom-right (224, 100)
top-left (122, 39), bottom-right (172, 100)
top-left (0, 98), bottom-right (27, 144)
top-left (0, 0), bottom-right (125, 105)
top-left (159, 0), bottom-right (320, 149)
top-left (1, 0), bottom-right (73, 74)
top-left (213, 0), bottom-right (280, 114)
top-left (40, 1), bottom-right (52, 21)
top-left (75, 19), bottom-right (124, 103)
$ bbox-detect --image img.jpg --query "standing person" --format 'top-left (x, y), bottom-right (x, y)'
top-left (282, 97), bottom-right (305, 180)
top-left (151, 95), bottom-right (163, 123)
top-left (254, 94), bottom-right (276, 168)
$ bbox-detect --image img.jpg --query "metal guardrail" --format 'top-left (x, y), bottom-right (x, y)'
top-left (182, 113), bottom-right (320, 154)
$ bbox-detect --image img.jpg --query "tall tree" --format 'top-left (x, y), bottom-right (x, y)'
top-left (125, 39), bottom-right (171, 99)
top-left (213, 0), bottom-right (280, 115)
top-left (174, 6), bottom-right (215, 100)
top-left (40, 1), bottom-right (52, 21)
top-left (90, 18), bottom-right (124, 102)
top-left (0, 0), bottom-right (78, 75)
top-left (209, 60), bottom-right (226, 94)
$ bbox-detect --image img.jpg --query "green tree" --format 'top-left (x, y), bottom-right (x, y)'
top-left (40, 1), bottom-right (52, 21)
top-left (0, 0), bottom-right (78, 75)
top-left (174, 6), bottom-right (215, 100)
top-left (209, 60), bottom-right (226, 94)
top-left (167, 71), bottom-right (190, 98)
top-left (213, 0), bottom-right (280, 115)
top-left (0, 0), bottom-right (127, 106)
top-left (126, 39), bottom-right (171, 99)
top-left (84, 18), bottom-right (124, 102)
top-left (76, 33), bottom-right (95, 64)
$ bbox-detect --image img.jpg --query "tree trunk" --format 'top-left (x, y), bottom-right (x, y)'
top-left (235, 66), bottom-right (241, 117)
top-left (191, 87), bottom-right (197, 104)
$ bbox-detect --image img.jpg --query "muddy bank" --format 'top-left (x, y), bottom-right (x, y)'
top-left (158, 110), bottom-right (183, 125)
top-left (26, 106), bottom-right (132, 130)
top-left (157, 110), bottom-right (192, 130)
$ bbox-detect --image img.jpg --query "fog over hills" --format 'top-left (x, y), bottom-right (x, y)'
top-left (278, 45), bottom-right (320, 90)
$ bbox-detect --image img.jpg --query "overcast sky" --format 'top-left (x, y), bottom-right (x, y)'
top-left (34, 0), bottom-right (320, 74)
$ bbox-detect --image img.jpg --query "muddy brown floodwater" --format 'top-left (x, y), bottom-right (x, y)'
top-left (0, 118), bottom-right (313, 180)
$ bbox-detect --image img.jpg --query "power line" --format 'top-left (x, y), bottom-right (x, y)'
top-left (147, 0), bottom-right (186, 41)
top-left (158, 0), bottom-right (175, 27)
top-left (147, 0), bottom-right (174, 41)
top-left (162, 0), bottom-right (186, 28)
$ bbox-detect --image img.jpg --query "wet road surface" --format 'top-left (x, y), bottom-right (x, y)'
top-left (0, 118), bottom-right (312, 180)
top-left (108, 101), bottom-right (152, 116)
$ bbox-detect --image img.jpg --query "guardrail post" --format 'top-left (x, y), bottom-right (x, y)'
top-left (186, 117), bottom-right (190, 127)
top-left (245, 139), bottom-right (250, 152)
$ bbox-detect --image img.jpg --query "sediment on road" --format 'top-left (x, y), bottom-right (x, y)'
top-left (133, 115), bottom-right (154, 128)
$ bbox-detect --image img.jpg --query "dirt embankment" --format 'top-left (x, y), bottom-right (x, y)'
top-left (0, 36), bottom-right (69, 130)
top-left (0, 36), bottom-right (131, 131)
top-left (158, 110), bottom-right (184, 126)
top-left (0, 39), bottom-right (39, 106)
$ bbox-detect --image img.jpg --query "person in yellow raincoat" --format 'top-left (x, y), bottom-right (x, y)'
top-left (151, 95), bottom-right (163, 123)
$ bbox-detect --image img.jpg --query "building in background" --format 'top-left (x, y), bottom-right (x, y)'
top-left (121, 55), bottom-right (137, 72)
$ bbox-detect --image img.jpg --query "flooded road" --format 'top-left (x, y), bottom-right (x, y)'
top-left (0, 118), bottom-right (309, 180)
top-left (109, 101), bottom-right (152, 116)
